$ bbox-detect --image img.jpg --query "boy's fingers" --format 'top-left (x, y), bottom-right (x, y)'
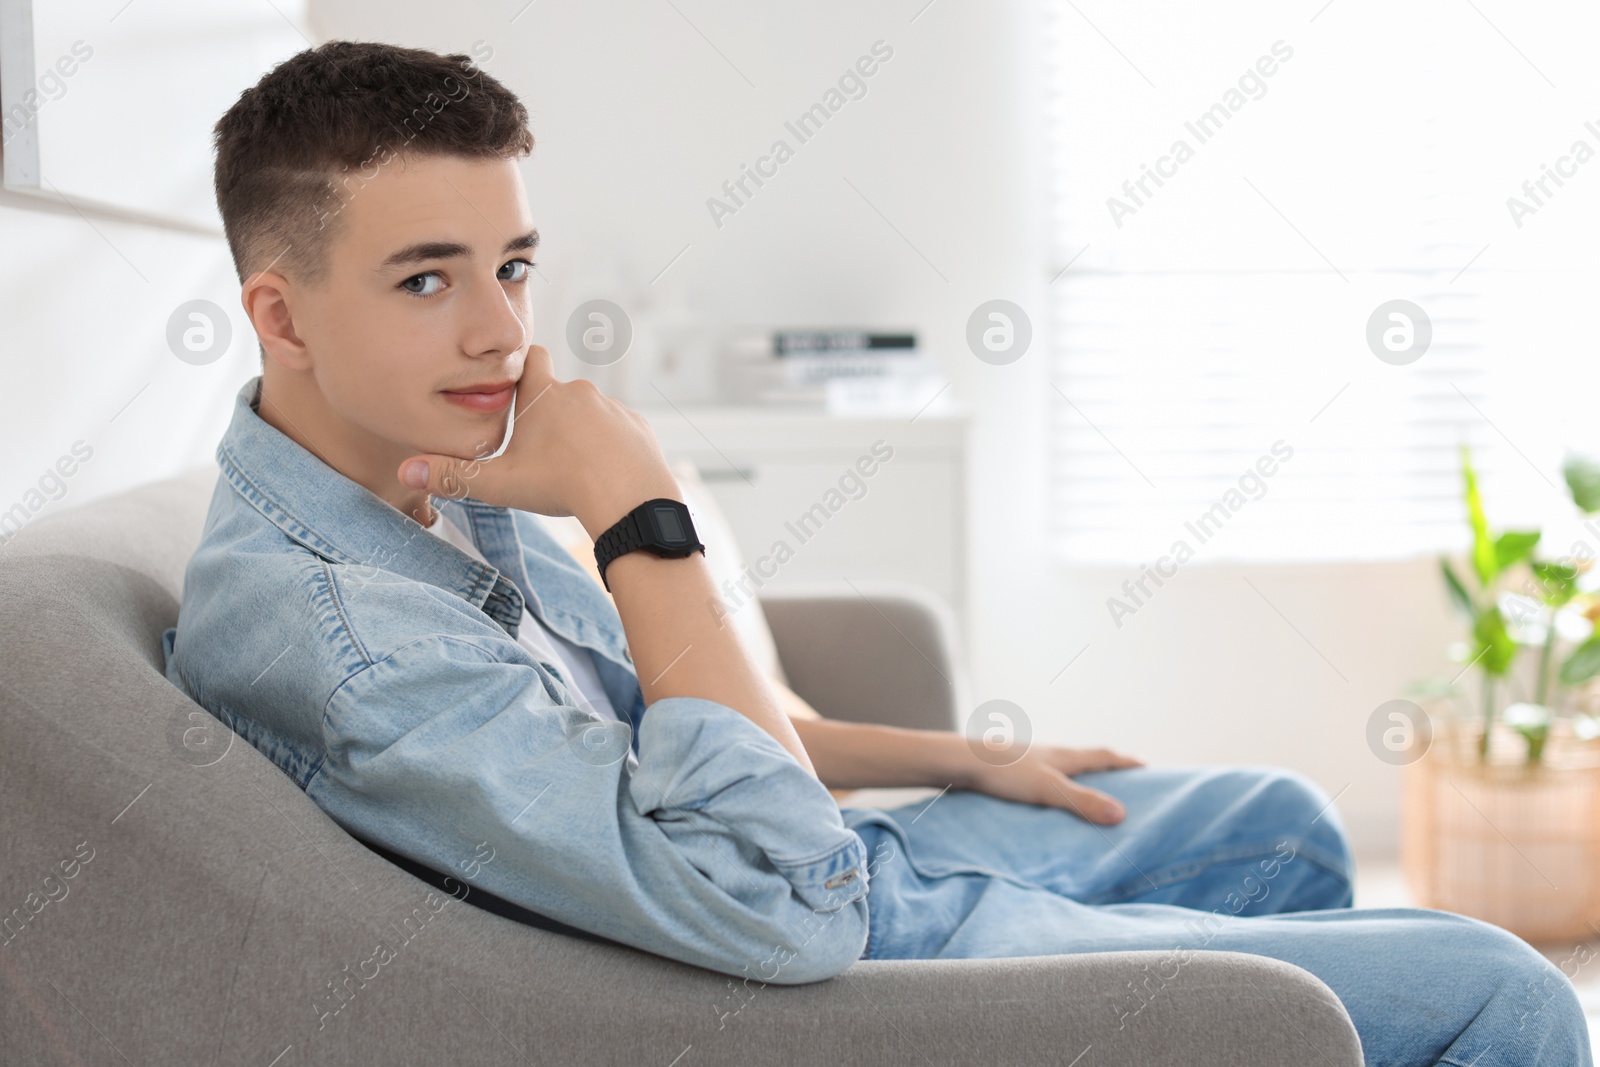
top-left (1052, 777), bottom-right (1126, 824)
top-left (1054, 747), bottom-right (1145, 775)
top-left (1081, 748), bottom-right (1145, 772)
top-left (398, 454), bottom-right (479, 498)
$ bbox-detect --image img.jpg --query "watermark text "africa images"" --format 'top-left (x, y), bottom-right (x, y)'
top-left (708, 41), bottom-right (894, 229)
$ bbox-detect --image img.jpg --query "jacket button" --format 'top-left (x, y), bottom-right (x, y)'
top-left (824, 869), bottom-right (859, 890)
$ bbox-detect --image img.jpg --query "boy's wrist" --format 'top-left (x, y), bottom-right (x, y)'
top-left (866, 724), bottom-right (984, 790)
top-left (576, 479), bottom-right (685, 543)
top-left (928, 731), bottom-right (984, 790)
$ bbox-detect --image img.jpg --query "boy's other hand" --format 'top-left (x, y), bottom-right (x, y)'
top-left (965, 745), bottom-right (1145, 825)
top-left (397, 344), bottom-right (682, 536)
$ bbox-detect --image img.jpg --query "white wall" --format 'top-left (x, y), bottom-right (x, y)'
top-left (0, 188), bottom-right (253, 534)
top-left (0, 0), bottom-right (1452, 854)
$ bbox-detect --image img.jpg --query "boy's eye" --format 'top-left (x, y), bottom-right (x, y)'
top-left (498, 258), bottom-right (534, 282)
top-left (401, 272), bottom-right (443, 297)
top-left (399, 259), bottom-right (534, 297)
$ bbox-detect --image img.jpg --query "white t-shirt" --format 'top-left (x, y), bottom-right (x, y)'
top-left (424, 510), bottom-right (620, 724)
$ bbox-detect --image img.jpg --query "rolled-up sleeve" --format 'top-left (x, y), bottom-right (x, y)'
top-left (309, 633), bottom-right (870, 985)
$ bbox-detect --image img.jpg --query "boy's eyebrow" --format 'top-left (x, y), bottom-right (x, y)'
top-left (376, 229), bottom-right (540, 272)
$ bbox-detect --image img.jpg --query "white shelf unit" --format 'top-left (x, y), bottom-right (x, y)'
top-left (640, 405), bottom-right (971, 646)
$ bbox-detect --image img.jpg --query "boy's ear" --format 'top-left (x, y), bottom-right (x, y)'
top-left (241, 271), bottom-right (310, 370)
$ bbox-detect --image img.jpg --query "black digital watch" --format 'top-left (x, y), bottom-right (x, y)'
top-left (592, 498), bottom-right (706, 591)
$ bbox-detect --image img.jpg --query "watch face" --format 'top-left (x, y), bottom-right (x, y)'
top-left (651, 503), bottom-right (687, 545)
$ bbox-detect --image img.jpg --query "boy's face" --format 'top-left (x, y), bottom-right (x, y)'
top-left (281, 153), bottom-right (537, 463)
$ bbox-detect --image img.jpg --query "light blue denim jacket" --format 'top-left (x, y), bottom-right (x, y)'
top-left (161, 376), bottom-right (873, 984)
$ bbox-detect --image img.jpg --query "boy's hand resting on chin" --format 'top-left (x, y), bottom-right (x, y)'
top-left (398, 344), bottom-right (820, 775)
top-left (398, 343), bottom-right (681, 539)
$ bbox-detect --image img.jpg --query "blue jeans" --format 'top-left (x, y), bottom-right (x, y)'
top-left (842, 764), bottom-right (1592, 1066)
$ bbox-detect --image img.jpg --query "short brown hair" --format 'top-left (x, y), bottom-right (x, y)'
top-left (212, 40), bottom-right (534, 286)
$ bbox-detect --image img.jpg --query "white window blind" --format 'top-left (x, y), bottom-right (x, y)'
top-left (1043, 0), bottom-right (1600, 565)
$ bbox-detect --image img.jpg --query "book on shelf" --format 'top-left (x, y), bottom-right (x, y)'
top-left (772, 330), bottom-right (917, 356)
top-left (723, 327), bottom-right (936, 408)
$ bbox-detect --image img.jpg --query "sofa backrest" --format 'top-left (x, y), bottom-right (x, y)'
top-left (0, 464), bottom-right (692, 1063)
top-left (2, 462), bottom-right (220, 673)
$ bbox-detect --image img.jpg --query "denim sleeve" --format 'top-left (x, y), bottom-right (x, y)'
top-left (310, 633), bottom-right (870, 985)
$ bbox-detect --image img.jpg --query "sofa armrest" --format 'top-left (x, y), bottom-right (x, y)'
top-left (768, 951), bottom-right (1364, 1067)
top-left (758, 581), bottom-right (966, 733)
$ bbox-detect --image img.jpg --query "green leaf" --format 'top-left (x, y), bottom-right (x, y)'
top-left (1441, 558), bottom-right (1475, 616)
top-left (1513, 722), bottom-right (1551, 763)
top-left (1472, 606), bottom-right (1518, 677)
top-left (1461, 447), bottom-right (1496, 588)
top-left (1531, 560), bottom-right (1579, 607)
top-left (1493, 530), bottom-right (1541, 573)
top-left (1559, 635), bottom-right (1600, 687)
top-left (1564, 455), bottom-right (1600, 513)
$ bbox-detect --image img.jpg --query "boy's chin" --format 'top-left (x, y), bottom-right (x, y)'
top-left (427, 421), bottom-right (511, 462)
top-left (427, 442), bottom-right (501, 463)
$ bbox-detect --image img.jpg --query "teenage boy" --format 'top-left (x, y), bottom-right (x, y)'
top-left (164, 40), bottom-right (1589, 1063)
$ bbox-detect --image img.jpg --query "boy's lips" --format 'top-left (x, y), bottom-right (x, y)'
top-left (441, 382), bottom-right (515, 413)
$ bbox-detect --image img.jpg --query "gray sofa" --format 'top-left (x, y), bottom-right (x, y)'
top-left (0, 464), bottom-right (1363, 1066)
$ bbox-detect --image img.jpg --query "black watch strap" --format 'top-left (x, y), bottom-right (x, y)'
top-left (593, 498), bottom-right (705, 592)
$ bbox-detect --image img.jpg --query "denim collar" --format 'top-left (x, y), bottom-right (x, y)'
top-left (215, 375), bottom-right (631, 666)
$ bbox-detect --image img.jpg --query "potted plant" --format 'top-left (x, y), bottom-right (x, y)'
top-left (1400, 447), bottom-right (1600, 942)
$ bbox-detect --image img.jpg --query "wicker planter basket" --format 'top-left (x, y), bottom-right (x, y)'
top-left (1402, 716), bottom-right (1600, 943)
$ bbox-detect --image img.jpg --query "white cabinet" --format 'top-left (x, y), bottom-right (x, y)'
top-left (639, 405), bottom-right (970, 640)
